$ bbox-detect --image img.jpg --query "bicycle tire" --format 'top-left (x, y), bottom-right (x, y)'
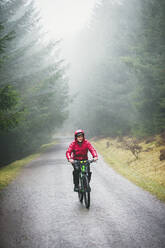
top-left (78, 191), bottom-right (83, 203)
top-left (78, 175), bottom-right (83, 203)
top-left (84, 191), bottom-right (90, 209)
top-left (83, 176), bottom-right (90, 209)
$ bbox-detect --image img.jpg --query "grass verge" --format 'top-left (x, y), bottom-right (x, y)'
top-left (93, 138), bottom-right (165, 202)
top-left (39, 140), bottom-right (58, 152)
top-left (0, 153), bottom-right (40, 190)
top-left (0, 139), bottom-right (58, 191)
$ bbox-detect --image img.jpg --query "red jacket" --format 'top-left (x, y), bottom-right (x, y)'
top-left (66, 139), bottom-right (98, 161)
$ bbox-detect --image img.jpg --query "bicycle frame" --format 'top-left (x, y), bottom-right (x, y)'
top-left (72, 159), bottom-right (94, 208)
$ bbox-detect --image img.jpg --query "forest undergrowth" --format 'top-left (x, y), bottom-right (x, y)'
top-left (92, 134), bottom-right (165, 202)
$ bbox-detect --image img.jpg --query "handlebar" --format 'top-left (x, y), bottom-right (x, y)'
top-left (71, 159), bottom-right (95, 166)
top-left (71, 159), bottom-right (95, 170)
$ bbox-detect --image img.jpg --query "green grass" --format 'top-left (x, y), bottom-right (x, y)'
top-left (39, 140), bottom-right (58, 152)
top-left (0, 153), bottom-right (40, 190)
top-left (0, 139), bottom-right (58, 190)
top-left (93, 140), bottom-right (165, 202)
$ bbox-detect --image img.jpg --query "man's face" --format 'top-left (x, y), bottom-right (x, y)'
top-left (77, 134), bottom-right (84, 142)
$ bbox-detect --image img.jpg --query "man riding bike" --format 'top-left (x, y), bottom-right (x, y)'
top-left (66, 129), bottom-right (98, 192)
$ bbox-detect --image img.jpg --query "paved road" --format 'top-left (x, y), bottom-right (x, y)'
top-left (0, 138), bottom-right (165, 248)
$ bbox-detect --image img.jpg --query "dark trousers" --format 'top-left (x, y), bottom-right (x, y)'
top-left (73, 166), bottom-right (92, 186)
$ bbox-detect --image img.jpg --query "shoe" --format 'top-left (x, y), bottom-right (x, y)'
top-left (74, 186), bottom-right (79, 192)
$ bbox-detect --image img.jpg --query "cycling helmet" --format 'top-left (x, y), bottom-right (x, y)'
top-left (75, 129), bottom-right (85, 139)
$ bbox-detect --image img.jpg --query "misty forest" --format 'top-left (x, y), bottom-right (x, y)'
top-left (0, 0), bottom-right (165, 165)
top-left (0, 0), bottom-right (68, 164)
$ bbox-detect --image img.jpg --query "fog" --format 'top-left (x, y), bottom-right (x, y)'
top-left (60, 0), bottom-right (165, 138)
top-left (60, 0), bottom-right (140, 136)
top-left (21, 0), bottom-right (165, 138)
top-left (35, 0), bottom-right (99, 38)
top-left (0, 0), bottom-right (164, 163)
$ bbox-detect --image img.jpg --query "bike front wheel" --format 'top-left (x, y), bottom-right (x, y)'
top-left (78, 191), bottom-right (83, 203)
top-left (83, 176), bottom-right (90, 209)
top-left (84, 191), bottom-right (90, 209)
top-left (78, 177), bottom-right (83, 203)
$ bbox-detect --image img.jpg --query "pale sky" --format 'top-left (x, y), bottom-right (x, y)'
top-left (35, 0), bottom-right (99, 38)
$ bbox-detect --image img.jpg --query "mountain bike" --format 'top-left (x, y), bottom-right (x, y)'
top-left (72, 159), bottom-right (94, 209)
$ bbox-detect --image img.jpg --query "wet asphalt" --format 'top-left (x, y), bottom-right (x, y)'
top-left (0, 138), bottom-right (165, 248)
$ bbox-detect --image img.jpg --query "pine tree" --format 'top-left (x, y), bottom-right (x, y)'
top-left (0, 0), bottom-right (68, 165)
